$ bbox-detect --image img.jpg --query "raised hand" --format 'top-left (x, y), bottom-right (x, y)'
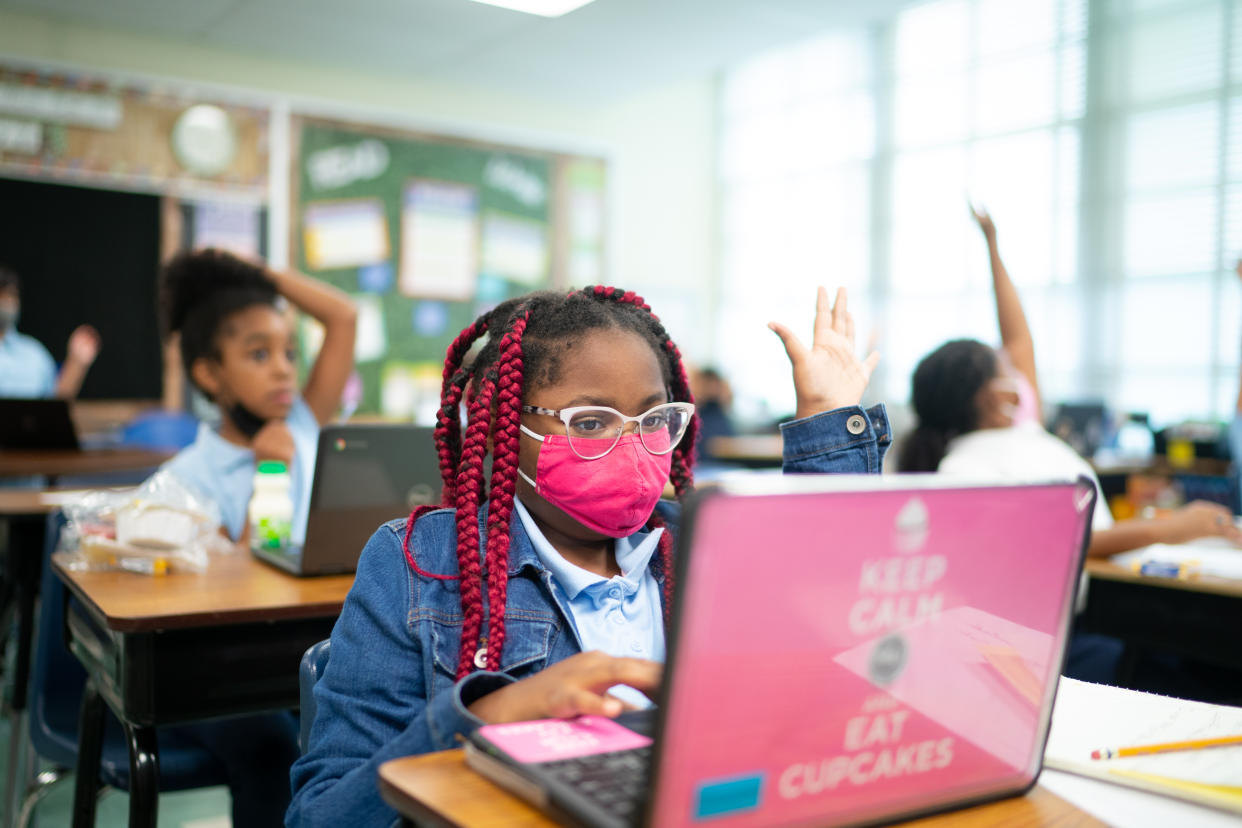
top-left (66, 324), bottom-right (101, 366)
top-left (969, 202), bottom-right (997, 240)
top-left (252, 420), bottom-right (296, 463)
top-left (769, 286), bottom-right (880, 421)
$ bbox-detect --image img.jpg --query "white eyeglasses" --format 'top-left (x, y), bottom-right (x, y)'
top-left (520, 402), bottom-right (696, 459)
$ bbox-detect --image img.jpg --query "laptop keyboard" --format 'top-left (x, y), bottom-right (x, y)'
top-left (540, 745), bottom-right (652, 823)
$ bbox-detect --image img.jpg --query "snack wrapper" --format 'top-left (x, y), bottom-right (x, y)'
top-left (58, 471), bottom-right (231, 575)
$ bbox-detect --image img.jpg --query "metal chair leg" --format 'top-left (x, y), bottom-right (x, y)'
top-left (17, 766), bottom-right (68, 828)
top-left (5, 707), bottom-right (26, 828)
top-left (123, 722), bottom-right (159, 828)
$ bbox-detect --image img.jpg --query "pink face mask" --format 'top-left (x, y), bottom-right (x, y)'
top-left (518, 426), bottom-right (672, 538)
top-left (991, 372), bottom-right (1040, 427)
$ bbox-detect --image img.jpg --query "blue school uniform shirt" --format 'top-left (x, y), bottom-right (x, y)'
top-left (513, 497), bottom-right (664, 708)
top-left (0, 330), bottom-right (56, 398)
top-left (161, 397), bottom-right (320, 544)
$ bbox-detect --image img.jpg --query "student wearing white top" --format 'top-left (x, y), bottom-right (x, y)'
top-left (898, 207), bottom-right (1242, 693)
top-left (898, 205), bottom-right (1241, 558)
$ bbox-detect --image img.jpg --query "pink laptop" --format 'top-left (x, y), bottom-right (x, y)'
top-left (467, 474), bottom-right (1095, 827)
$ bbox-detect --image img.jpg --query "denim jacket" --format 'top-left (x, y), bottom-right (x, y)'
top-left (286, 404), bottom-right (889, 828)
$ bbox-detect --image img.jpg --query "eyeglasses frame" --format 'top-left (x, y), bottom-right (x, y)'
top-left (519, 401), bottom-right (696, 459)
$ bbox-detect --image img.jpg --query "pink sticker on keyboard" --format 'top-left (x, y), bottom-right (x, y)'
top-left (478, 716), bottom-right (653, 764)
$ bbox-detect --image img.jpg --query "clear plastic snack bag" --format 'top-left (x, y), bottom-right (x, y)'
top-left (59, 471), bottom-right (231, 575)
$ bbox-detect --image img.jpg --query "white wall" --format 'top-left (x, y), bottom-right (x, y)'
top-left (0, 8), bottom-right (719, 359)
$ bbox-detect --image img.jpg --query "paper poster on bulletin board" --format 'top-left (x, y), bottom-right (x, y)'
top-left (295, 118), bottom-right (597, 418)
top-left (399, 179), bottom-right (479, 300)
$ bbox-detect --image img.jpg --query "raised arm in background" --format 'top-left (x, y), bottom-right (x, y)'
top-left (266, 267), bottom-right (357, 426)
top-left (53, 324), bottom-right (101, 399)
top-left (971, 204), bottom-right (1041, 417)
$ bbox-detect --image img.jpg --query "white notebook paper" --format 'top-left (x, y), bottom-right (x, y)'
top-left (1045, 677), bottom-right (1242, 814)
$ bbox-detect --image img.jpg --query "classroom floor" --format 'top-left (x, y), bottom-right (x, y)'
top-left (0, 701), bottom-right (234, 827)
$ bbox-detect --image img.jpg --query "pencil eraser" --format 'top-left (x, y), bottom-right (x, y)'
top-left (1090, 749), bottom-right (1103, 760)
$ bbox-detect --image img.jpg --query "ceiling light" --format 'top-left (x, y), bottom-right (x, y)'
top-left (463, 0), bottom-right (596, 17)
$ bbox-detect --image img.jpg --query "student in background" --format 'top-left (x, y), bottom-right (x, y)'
top-left (688, 365), bottom-right (737, 462)
top-left (157, 249), bottom-right (355, 827)
top-left (288, 285), bottom-right (887, 827)
top-left (158, 249), bottom-right (357, 546)
top-left (898, 206), bottom-right (1241, 558)
top-left (0, 265), bottom-right (100, 398)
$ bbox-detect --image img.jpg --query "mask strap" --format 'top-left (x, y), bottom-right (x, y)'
top-left (517, 424), bottom-right (543, 489)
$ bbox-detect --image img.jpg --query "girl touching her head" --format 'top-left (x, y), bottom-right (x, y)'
top-left (287, 285), bottom-right (888, 827)
top-left (158, 249), bottom-right (356, 544)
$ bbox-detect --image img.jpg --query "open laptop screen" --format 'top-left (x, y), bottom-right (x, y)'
top-left (649, 476), bottom-right (1093, 827)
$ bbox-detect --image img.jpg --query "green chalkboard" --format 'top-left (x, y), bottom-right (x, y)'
top-left (295, 119), bottom-right (558, 419)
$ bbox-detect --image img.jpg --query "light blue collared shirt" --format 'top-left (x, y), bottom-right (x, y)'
top-left (160, 396), bottom-right (320, 544)
top-left (513, 498), bottom-right (665, 708)
top-left (0, 330), bottom-right (56, 398)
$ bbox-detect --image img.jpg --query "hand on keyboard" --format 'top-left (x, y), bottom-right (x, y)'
top-left (469, 651), bottom-right (662, 724)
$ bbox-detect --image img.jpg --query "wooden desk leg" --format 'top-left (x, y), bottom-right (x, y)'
top-left (72, 678), bottom-right (104, 828)
top-left (123, 722), bottom-right (159, 828)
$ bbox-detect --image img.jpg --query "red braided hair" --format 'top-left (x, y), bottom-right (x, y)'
top-left (401, 287), bottom-right (696, 678)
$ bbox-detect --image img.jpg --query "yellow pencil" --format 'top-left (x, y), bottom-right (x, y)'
top-left (1091, 734), bottom-right (1242, 760)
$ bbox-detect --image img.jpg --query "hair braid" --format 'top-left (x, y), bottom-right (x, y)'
top-left (435, 320), bottom-right (489, 502)
top-left (480, 312), bottom-right (530, 671)
top-left (400, 505), bottom-right (459, 581)
top-left (453, 369), bottom-right (499, 678)
top-left (400, 320), bottom-right (492, 586)
top-left (648, 514), bottom-right (676, 628)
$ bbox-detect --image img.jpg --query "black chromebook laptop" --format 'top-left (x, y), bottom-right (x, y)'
top-left (252, 423), bottom-right (442, 576)
top-left (0, 398), bottom-right (80, 450)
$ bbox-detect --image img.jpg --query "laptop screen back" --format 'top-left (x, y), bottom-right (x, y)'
top-left (650, 477), bottom-right (1093, 827)
top-left (294, 424), bottom-right (442, 575)
top-left (0, 398), bottom-right (80, 450)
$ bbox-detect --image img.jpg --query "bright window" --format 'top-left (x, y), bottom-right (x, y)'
top-left (717, 0), bottom-right (1242, 428)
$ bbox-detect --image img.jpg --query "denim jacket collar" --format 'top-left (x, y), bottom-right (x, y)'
top-left (496, 500), bottom-right (673, 586)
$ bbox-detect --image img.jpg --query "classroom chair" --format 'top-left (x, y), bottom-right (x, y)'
top-left (118, 409), bottom-right (198, 452)
top-left (18, 511), bottom-right (227, 828)
top-left (298, 639), bottom-right (330, 754)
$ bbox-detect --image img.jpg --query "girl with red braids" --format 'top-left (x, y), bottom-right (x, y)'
top-left (287, 285), bottom-right (888, 827)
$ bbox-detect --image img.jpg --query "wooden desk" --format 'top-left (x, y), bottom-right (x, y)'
top-left (0, 447), bottom-right (170, 480)
top-left (378, 750), bottom-right (1103, 828)
top-left (0, 487), bottom-right (122, 516)
top-left (1081, 559), bottom-right (1242, 673)
top-left (53, 550), bottom-right (353, 828)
